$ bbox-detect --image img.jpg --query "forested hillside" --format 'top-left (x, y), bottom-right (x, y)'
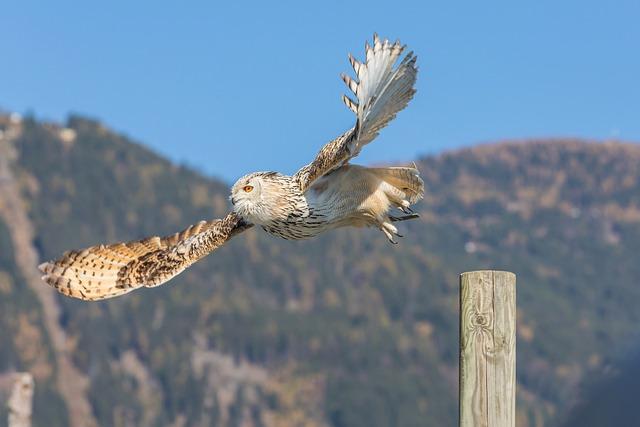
top-left (561, 347), bottom-right (640, 427)
top-left (1, 112), bottom-right (639, 426)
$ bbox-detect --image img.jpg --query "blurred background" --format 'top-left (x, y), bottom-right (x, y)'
top-left (1, 1), bottom-right (639, 426)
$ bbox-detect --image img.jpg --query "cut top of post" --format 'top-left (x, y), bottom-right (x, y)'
top-left (8, 372), bottom-right (34, 427)
top-left (459, 270), bottom-right (516, 427)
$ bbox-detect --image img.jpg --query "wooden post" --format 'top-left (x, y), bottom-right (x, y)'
top-left (459, 271), bottom-right (516, 427)
top-left (8, 372), bottom-right (34, 427)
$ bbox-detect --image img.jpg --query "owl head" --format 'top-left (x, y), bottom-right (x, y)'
top-left (230, 171), bottom-right (285, 224)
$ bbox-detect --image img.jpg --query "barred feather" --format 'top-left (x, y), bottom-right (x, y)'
top-left (39, 212), bottom-right (251, 301)
top-left (346, 33), bottom-right (417, 152)
top-left (296, 34), bottom-right (418, 191)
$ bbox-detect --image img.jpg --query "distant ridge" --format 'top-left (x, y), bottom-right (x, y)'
top-left (1, 112), bottom-right (639, 426)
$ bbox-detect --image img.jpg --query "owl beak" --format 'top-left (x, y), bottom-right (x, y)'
top-left (230, 197), bottom-right (236, 206)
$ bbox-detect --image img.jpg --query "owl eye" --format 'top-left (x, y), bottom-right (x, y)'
top-left (243, 185), bottom-right (254, 193)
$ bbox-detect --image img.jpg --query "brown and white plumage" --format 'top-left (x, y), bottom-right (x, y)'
top-left (39, 213), bottom-right (251, 301)
top-left (295, 34), bottom-right (418, 191)
top-left (40, 34), bottom-right (423, 301)
top-left (233, 34), bottom-right (422, 242)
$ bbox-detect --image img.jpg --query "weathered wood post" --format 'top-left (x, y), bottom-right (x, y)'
top-left (8, 372), bottom-right (34, 427)
top-left (459, 271), bottom-right (516, 427)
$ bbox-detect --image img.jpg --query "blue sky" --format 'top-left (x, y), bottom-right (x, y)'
top-left (2, 1), bottom-right (639, 182)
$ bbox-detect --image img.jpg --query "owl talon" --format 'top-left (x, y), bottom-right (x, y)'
top-left (385, 233), bottom-right (399, 245)
top-left (381, 221), bottom-right (403, 243)
top-left (389, 213), bottom-right (419, 222)
top-left (397, 204), bottom-right (415, 215)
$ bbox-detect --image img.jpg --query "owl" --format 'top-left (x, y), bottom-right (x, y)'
top-left (40, 34), bottom-right (423, 301)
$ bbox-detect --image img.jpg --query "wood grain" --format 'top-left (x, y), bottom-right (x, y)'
top-left (8, 373), bottom-right (34, 427)
top-left (459, 271), bottom-right (516, 427)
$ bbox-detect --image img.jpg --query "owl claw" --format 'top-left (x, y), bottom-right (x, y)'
top-left (381, 221), bottom-right (403, 243)
top-left (397, 204), bottom-right (415, 215)
top-left (389, 213), bottom-right (419, 222)
top-left (384, 233), bottom-right (399, 244)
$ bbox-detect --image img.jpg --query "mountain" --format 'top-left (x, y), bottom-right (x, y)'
top-left (1, 112), bottom-right (639, 426)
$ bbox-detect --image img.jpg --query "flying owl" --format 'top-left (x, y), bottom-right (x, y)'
top-left (39, 34), bottom-right (423, 301)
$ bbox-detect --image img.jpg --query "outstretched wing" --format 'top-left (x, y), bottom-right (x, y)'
top-left (39, 212), bottom-right (252, 301)
top-left (295, 34), bottom-right (418, 191)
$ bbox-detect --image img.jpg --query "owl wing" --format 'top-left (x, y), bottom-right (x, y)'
top-left (39, 212), bottom-right (252, 301)
top-left (295, 34), bottom-right (418, 191)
